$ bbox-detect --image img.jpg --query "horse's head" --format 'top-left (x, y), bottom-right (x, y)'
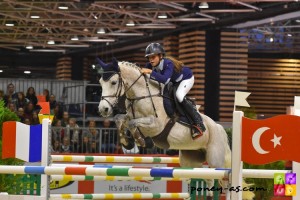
top-left (97, 57), bottom-right (124, 117)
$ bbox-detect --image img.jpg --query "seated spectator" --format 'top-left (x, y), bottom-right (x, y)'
top-left (17, 107), bottom-right (25, 122)
top-left (86, 127), bottom-right (100, 144)
top-left (90, 141), bottom-right (99, 153)
top-left (25, 87), bottom-right (38, 109)
top-left (24, 118), bottom-right (31, 125)
top-left (61, 137), bottom-right (73, 153)
top-left (53, 104), bottom-right (63, 120)
top-left (15, 92), bottom-right (29, 109)
top-left (79, 136), bottom-right (91, 153)
top-left (8, 102), bottom-right (16, 113)
top-left (61, 111), bottom-right (69, 127)
top-left (49, 94), bottom-right (57, 112)
top-left (66, 118), bottom-right (80, 152)
top-left (31, 111), bottom-right (40, 125)
top-left (4, 83), bottom-right (18, 106)
top-left (100, 119), bottom-right (117, 153)
top-left (52, 119), bottom-right (65, 144)
top-left (24, 102), bottom-right (34, 122)
top-left (51, 140), bottom-right (61, 153)
top-left (43, 89), bottom-right (50, 102)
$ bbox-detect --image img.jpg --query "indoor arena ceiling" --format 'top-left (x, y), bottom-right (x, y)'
top-left (0, 0), bottom-right (300, 55)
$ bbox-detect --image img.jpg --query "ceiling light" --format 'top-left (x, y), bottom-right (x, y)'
top-left (30, 49), bottom-right (66, 53)
top-left (24, 71), bottom-right (31, 74)
top-left (58, 6), bottom-right (69, 10)
top-left (0, 70), bottom-right (3, 73)
top-left (158, 13), bottom-right (168, 19)
top-left (80, 37), bottom-right (115, 42)
top-left (92, 64), bottom-right (96, 69)
top-left (83, 28), bottom-right (89, 32)
top-left (26, 45), bottom-right (33, 49)
top-left (269, 37), bottom-right (274, 42)
top-left (287, 33), bottom-right (292, 37)
top-left (71, 36), bottom-right (79, 41)
top-left (97, 28), bottom-right (105, 34)
top-left (47, 40), bottom-right (55, 45)
top-left (296, 19), bottom-right (300, 23)
top-left (30, 15), bottom-right (40, 19)
top-left (199, 2), bottom-right (209, 9)
top-left (126, 20), bottom-right (135, 26)
top-left (5, 23), bottom-right (14, 27)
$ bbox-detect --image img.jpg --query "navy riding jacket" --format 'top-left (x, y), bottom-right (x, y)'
top-left (145, 58), bottom-right (192, 84)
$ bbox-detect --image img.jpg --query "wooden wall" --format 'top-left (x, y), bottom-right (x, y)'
top-left (178, 31), bottom-right (206, 110)
top-left (247, 58), bottom-right (300, 117)
top-left (56, 56), bottom-right (72, 80)
top-left (219, 31), bottom-right (249, 121)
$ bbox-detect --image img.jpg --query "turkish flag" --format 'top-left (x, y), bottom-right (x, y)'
top-left (242, 115), bottom-right (300, 165)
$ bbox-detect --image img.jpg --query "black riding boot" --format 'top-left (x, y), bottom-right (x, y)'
top-left (181, 98), bottom-right (206, 139)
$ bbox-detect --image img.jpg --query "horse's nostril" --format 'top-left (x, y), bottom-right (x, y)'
top-left (105, 107), bottom-right (109, 112)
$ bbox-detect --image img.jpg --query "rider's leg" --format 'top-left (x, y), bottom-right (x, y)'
top-left (176, 76), bottom-right (206, 139)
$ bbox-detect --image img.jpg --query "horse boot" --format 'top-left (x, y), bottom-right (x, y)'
top-left (181, 98), bottom-right (206, 140)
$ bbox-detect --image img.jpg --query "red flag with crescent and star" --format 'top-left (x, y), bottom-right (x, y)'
top-left (242, 115), bottom-right (300, 165)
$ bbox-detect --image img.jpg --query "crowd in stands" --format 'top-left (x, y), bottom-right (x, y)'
top-left (0, 82), bottom-right (168, 155)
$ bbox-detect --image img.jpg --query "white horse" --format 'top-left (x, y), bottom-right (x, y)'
top-left (97, 58), bottom-right (254, 200)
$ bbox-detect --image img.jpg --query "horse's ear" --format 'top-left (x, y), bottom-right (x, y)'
top-left (112, 57), bottom-right (120, 72)
top-left (95, 57), bottom-right (110, 69)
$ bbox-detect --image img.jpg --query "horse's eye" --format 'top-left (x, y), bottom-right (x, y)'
top-left (111, 81), bottom-right (117, 85)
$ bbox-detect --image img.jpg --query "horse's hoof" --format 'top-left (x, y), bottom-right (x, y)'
top-left (206, 196), bottom-right (213, 200)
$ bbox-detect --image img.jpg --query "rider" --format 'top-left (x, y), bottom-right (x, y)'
top-left (140, 42), bottom-right (206, 140)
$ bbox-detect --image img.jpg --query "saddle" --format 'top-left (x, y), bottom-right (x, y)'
top-left (151, 83), bottom-right (198, 149)
top-left (162, 82), bottom-right (195, 126)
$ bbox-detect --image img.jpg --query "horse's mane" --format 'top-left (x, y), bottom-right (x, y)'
top-left (119, 61), bottom-right (141, 73)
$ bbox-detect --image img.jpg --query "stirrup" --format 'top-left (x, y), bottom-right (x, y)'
top-left (191, 125), bottom-right (203, 140)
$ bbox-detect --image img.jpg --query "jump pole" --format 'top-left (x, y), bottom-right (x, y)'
top-left (41, 118), bottom-right (51, 200)
top-left (293, 96), bottom-right (300, 200)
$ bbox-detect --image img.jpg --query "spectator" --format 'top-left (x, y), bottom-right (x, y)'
top-left (49, 94), bottom-right (57, 111)
top-left (86, 127), bottom-right (100, 144)
top-left (79, 136), bottom-right (91, 153)
top-left (17, 107), bottom-right (25, 122)
top-left (100, 119), bottom-right (117, 153)
top-left (24, 118), bottom-right (31, 125)
top-left (61, 111), bottom-right (69, 127)
top-left (90, 141), bottom-right (99, 153)
top-left (4, 83), bottom-right (18, 106)
top-left (24, 102), bottom-right (34, 122)
top-left (53, 104), bottom-right (63, 120)
top-left (51, 119), bottom-right (65, 144)
top-left (51, 140), bottom-right (61, 153)
top-left (8, 102), bottom-right (16, 113)
top-left (43, 89), bottom-right (50, 102)
top-left (60, 137), bottom-right (73, 153)
top-left (66, 118), bottom-right (80, 152)
top-left (31, 111), bottom-right (40, 125)
top-left (26, 87), bottom-right (38, 108)
top-left (15, 92), bottom-right (29, 109)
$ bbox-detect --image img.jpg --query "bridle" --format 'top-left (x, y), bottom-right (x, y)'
top-left (100, 69), bottom-right (160, 117)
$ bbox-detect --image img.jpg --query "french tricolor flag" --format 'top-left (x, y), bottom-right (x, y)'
top-left (2, 121), bottom-right (42, 162)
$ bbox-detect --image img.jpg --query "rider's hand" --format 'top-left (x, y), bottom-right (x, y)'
top-left (140, 68), bottom-right (152, 74)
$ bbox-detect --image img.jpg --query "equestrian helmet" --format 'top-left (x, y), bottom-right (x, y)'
top-left (145, 43), bottom-right (165, 57)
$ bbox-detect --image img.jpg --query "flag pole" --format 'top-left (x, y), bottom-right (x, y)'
top-left (41, 118), bottom-right (51, 200)
top-left (231, 91), bottom-right (250, 200)
top-left (293, 96), bottom-right (300, 200)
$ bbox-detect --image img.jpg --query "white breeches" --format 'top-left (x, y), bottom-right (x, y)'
top-left (175, 76), bottom-right (194, 103)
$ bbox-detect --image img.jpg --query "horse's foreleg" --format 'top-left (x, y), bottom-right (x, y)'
top-left (114, 114), bottom-right (133, 148)
top-left (127, 116), bottom-right (159, 147)
top-left (128, 116), bottom-right (158, 132)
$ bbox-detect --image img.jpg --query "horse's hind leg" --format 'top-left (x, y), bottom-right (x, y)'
top-left (180, 150), bottom-right (214, 199)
